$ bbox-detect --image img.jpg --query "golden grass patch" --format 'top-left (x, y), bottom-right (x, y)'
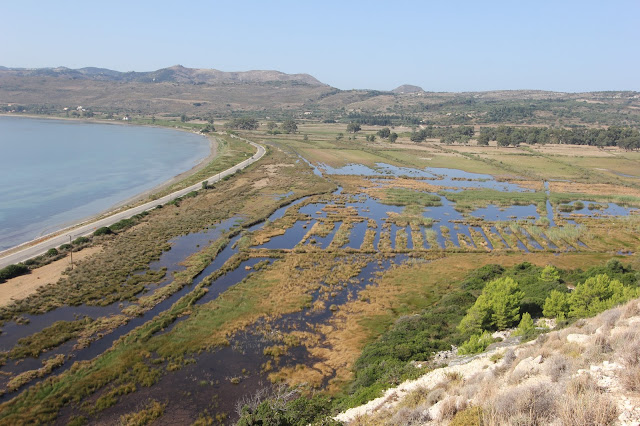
top-left (550, 181), bottom-right (640, 198)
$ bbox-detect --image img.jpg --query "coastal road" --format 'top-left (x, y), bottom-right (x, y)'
top-left (0, 135), bottom-right (266, 269)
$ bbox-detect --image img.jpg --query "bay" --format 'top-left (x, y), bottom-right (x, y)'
top-left (0, 116), bottom-right (210, 251)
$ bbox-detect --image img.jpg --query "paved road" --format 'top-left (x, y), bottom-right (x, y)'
top-left (0, 135), bottom-right (266, 269)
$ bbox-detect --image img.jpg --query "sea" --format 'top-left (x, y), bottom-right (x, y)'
top-left (0, 116), bottom-right (210, 251)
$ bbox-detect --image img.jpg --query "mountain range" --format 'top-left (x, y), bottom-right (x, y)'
top-left (0, 65), bottom-right (327, 86)
top-left (1, 65), bottom-right (638, 125)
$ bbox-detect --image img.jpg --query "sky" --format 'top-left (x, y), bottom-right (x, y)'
top-left (2, 0), bottom-right (638, 92)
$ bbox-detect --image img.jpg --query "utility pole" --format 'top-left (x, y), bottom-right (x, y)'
top-left (69, 235), bottom-right (73, 270)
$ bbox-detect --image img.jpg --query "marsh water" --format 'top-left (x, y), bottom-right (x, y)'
top-left (0, 116), bottom-right (210, 251)
top-left (1, 158), bottom-right (636, 423)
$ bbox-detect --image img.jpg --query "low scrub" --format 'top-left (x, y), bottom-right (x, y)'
top-left (119, 399), bottom-right (166, 426)
top-left (9, 317), bottom-right (93, 359)
top-left (440, 188), bottom-right (546, 210)
top-left (381, 188), bottom-right (442, 207)
top-left (0, 263), bottom-right (30, 282)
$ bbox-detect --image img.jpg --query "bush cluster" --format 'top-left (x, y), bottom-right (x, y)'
top-left (0, 263), bottom-right (30, 282)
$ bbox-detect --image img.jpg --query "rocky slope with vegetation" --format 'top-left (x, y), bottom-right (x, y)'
top-left (2, 65), bottom-right (639, 127)
top-left (235, 259), bottom-right (640, 425)
top-left (337, 294), bottom-right (640, 425)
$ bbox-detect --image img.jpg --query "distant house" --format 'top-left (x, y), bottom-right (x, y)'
top-left (76, 106), bottom-right (83, 111)
top-left (123, 115), bottom-right (130, 121)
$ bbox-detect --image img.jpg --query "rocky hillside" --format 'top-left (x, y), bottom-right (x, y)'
top-left (337, 299), bottom-right (640, 425)
top-left (391, 84), bottom-right (424, 94)
top-left (2, 65), bottom-right (639, 125)
top-left (0, 65), bottom-right (326, 86)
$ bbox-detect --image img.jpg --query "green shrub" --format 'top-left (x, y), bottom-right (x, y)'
top-left (93, 227), bottom-right (113, 236)
top-left (58, 244), bottom-right (72, 251)
top-left (460, 264), bottom-right (505, 291)
top-left (543, 273), bottom-right (639, 319)
top-left (45, 248), bottom-right (59, 257)
top-left (457, 277), bottom-right (524, 334)
top-left (502, 262), bottom-right (566, 316)
top-left (0, 263), bottom-right (30, 282)
top-left (237, 392), bottom-right (339, 426)
top-left (184, 191), bottom-right (198, 199)
top-left (568, 274), bottom-right (638, 318)
top-left (513, 312), bottom-right (536, 339)
top-left (540, 265), bottom-right (560, 283)
top-left (458, 331), bottom-right (494, 355)
top-left (348, 291), bottom-right (474, 402)
top-left (72, 236), bottom-right (90, 245)
top-left (543, 290), bottom-right (570, 319)
top-left (132, 211), bottom-right (149, 220)
top-left (109, 218), bottom-right (135, 232)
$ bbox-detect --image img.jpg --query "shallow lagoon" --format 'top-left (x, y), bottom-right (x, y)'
top-left (0, 116), bottom-right (209, 251)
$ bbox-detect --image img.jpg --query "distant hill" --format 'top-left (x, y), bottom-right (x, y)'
top-left (392, 84), bottom-right (424, 94)
top-left (1, 65), bottom-right (638, 126)
top-left (0, 65), bottom-right (327, 86)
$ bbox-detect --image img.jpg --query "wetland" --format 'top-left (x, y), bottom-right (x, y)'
top-left (0, 122), bottom-right (639, 425)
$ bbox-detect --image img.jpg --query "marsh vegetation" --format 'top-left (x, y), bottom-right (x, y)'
top-left (0, 120), bottom-right (639, 424)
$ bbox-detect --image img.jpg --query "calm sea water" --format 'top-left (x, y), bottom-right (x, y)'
top-left (0, 116), bottom-right (210, 251)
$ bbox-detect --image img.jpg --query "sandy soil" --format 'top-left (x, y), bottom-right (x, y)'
top-left (0, 246), bottom-right (101, 307)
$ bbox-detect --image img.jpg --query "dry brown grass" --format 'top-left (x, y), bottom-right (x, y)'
top-left (550, 181), bottom-right (640, 198)
top-left (438, 396), bottom-right (467, 421)
top-left (622, 299), bottom-right (640, 319)
top-left (556, 390), bottom-right (618, 426)
top-left (397, 385), bottom-right (430, 409)
top-left (365, 177), bottom-right (443, 196)
top-left (529, 143), bottom-right (621, 157)
top-left (508, 180), bottom-right (545, 191)
top-left (544, 354), bottom-right (573, 382)
top-left (118, 399), bottom-right (166, 426)
top-left (388, 406), bottom-right (431, 425)
top-left (621, 365), bottom-right (640, 392)
top-left (485, 383), bottom-right (558, 426)
top-left (425, 387), bottom-right (446, 407)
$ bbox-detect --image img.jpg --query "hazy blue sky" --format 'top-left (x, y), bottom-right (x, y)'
top-left (2, 1), bottom-right (638, 92)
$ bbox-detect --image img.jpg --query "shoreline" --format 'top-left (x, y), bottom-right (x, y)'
top-left (0, 115), bottom-right (217, 257)
top-left (0, 135), bottom-right (265, 268)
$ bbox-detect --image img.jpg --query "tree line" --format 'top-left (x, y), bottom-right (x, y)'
top-left (345, 112), bottom-right (421, 126)
top-left (408, 124), bottom-right (640, 150)
top-left (410, 125), bottom-right (475, 143)
top-left (477, 125), bottom-right (640, 149)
